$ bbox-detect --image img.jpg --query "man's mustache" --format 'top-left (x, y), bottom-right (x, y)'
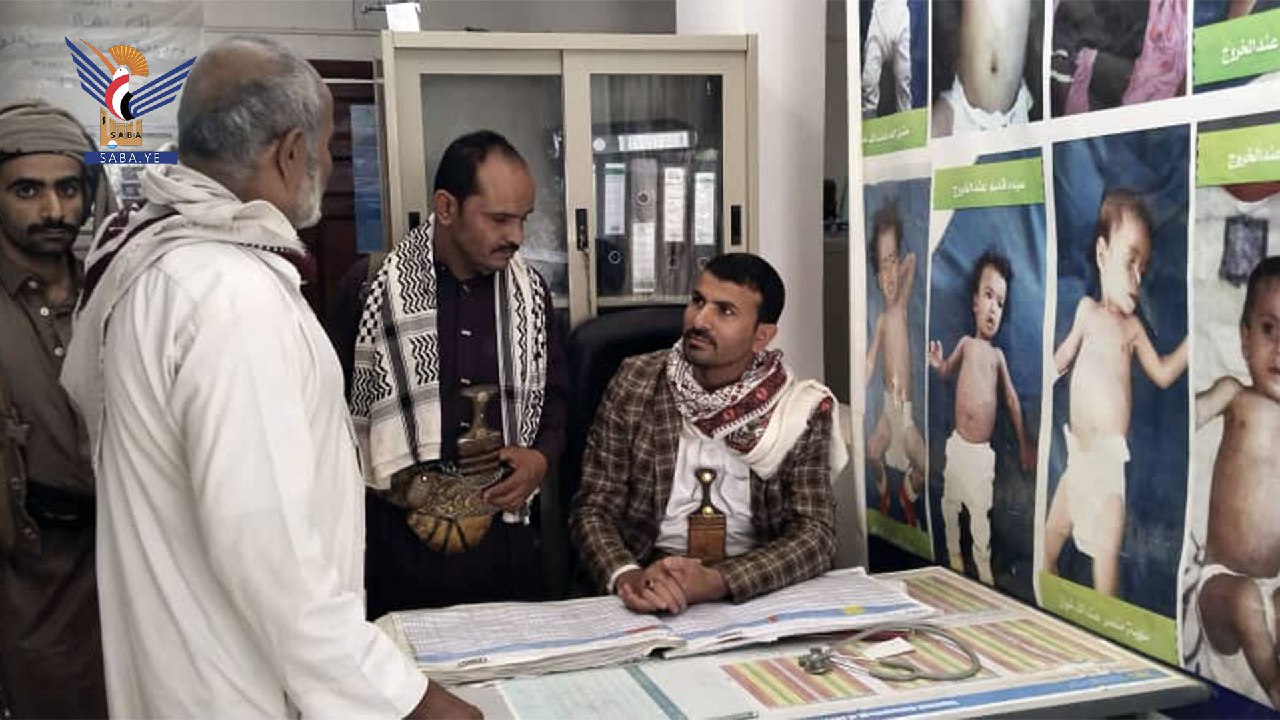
top-left (684, 328), bottom-right (713, 345)
top-left (28, 221), bottom-right (79, 238)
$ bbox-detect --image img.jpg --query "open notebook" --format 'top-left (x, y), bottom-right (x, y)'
top-left (381, 567), bottom-right (937, 685)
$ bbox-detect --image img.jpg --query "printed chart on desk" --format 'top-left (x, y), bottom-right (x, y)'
top-left (500, 568), bottom-right (1189, 719)
top-left (718, 568), bottom-right (1189, 719)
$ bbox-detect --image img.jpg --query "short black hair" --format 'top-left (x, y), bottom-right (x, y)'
top-left (1242, 255), bottom-right (1280, 326)
top-left (704, 252), bottom-right (785, 324)
top-left (968, 249), bottom-right (1014, 306)
top-left (869, 199), bottom-right (902, 276)
top-left (433, 130), bottom-right (525, 205)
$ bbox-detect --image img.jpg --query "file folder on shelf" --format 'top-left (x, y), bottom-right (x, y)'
top-left (595, 161), bottom-right (629, 295)
top-left (659, 164), bottom-right (691, 297)
top-left (691, 149), bottom-right (720, 277)
top-left (587, 121), bottom-right (719, 302)
top-left (628, 157), bottom-right (659, 295)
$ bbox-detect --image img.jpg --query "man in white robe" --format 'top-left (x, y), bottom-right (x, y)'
top-left (60, 36), bottom-right (478, 718)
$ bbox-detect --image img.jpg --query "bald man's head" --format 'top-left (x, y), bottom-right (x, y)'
top-left (177, 36), bottom-right (325, 180)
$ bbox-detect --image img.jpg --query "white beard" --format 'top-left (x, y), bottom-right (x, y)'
top-left (292, 162), bottom-right (323, 230)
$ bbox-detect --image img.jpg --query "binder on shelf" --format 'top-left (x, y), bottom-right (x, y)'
top-left (601, 162), bottom-right (627, 238)
top-left (595, 160), bottom-right (629, 296)
top-left (597, 236), bottom-right (630, 296)
top-left (691, 149), bottom-right (720, 277)
top-left (659, 164), bottom-right (691, 297)
top-left (628, 157), bottom-right (659, 295)
top-left (588, 120), bottom-right (717, 305)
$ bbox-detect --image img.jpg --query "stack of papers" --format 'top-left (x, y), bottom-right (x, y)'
top-left (385, 568), bottom-right (937, 684)
top-left (660, 568), bottom-right (936, 658)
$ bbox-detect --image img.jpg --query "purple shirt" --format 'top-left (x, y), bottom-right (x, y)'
top-left (327, 256), bottom-right (567, 467)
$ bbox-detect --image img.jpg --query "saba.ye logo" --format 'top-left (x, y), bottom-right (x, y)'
top-left (65, 38), bottom-right (195, 163)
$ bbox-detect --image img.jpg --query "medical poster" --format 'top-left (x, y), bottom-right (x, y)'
top-left (927, 152), bottom-right (1047, 605)
top-left (850, 1), bottom-right (1280, 707)
top-left (1192, 1), bottom-right (1280, 92)
top-left (930, 0), bottom-right (1044, 139)
top-left (1049, 0), bottom-right (1187, 117)
top-left (1180, 112), bottom-right (1280, 709)
top-left (858, 0), bottom-right (929, 155)
top-left (863, 176), bottom-right (932, 559)
top-left (1040, 126), bottom-right (1190, 663)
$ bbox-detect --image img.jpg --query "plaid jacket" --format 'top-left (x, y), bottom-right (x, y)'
top-left (570, 350), bottom-right (836, 602)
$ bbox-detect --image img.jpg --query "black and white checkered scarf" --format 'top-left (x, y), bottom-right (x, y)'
top-left (349, 217), bottom-right (547, 488)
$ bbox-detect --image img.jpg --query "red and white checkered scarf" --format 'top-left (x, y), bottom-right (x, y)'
top-left (665, 342), bottom-right (845, 479)
top-left (665, 343), bottom-right (788, 455)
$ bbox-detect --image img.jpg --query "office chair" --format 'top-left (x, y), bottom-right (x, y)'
top-left (541, 306), bottom-right (685, 598)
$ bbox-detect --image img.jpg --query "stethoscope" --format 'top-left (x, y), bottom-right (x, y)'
top-left (798, 623), bottom-right (982, 682)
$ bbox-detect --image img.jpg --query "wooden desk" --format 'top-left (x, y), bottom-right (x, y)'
top-left (379, 567), bottom-right (1208, 718)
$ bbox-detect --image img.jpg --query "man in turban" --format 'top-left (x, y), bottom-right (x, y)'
top-left (0, 99), bottom-right (114, 717)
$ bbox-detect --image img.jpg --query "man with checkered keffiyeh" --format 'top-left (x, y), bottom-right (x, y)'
top-left (326, 131), bottom-right (567, 618)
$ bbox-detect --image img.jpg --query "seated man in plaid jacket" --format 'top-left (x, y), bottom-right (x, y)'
top-left (570, 253), bottom-right (846, 613)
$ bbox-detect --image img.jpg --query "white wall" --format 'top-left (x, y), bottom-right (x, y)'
top-left (676, 0), bottom-right (828, 385)
top-left (203, 0), bottom-right (675, 31)
top-left (203, 0), bottom-right (377, 59)
top-left (825, 0), bottom-right (848, 182)
top-left (202, 0), bottom-right (675, 59)
top-left (203, 0), bottom-right (354, 30)
top-left (823, 0), bottom-right (850, 404)
top-left (415, 0), bottom-right (674, 32)
top-left (680, 0), bottom-right (865, 569)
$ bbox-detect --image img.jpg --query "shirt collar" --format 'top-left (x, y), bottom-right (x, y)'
top-left (0, 250), bottom-right (82, 299)
top-left (434, 259), bottom-right (496, 292)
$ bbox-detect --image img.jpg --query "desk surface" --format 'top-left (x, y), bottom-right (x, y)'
top-left (380, 567), bottom-right (1208, 719)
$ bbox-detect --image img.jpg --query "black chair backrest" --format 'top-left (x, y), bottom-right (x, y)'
top-left (563, 306), bottom-right (685, 504)
top-left (544, 307), bottom-right (683, 597)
